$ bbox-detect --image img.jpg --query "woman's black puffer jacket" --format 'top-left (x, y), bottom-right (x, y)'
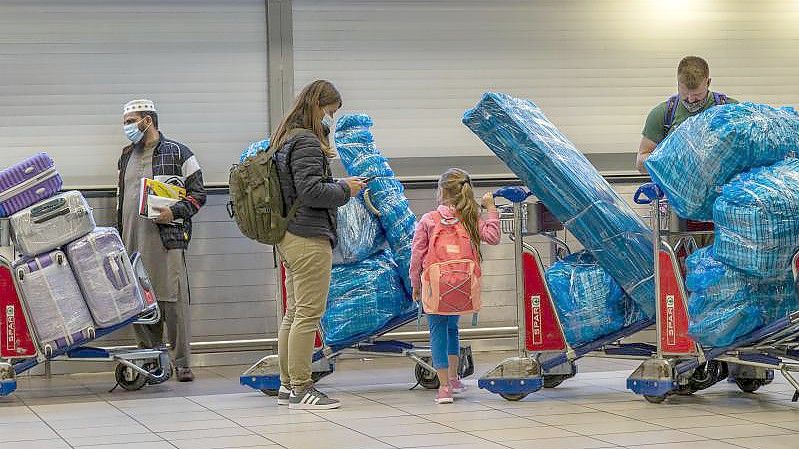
top-left (274, 129), bottom-right (351, 247)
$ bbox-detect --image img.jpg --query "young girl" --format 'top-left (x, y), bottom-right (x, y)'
top-left (410, 168), bottom-right (500, 404)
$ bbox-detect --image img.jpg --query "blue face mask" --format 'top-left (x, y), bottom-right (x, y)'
top-left (123, 119), bottom-right (149, 144)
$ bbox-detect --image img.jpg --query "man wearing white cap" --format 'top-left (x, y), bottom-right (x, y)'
top-left (116, 99), bottom-right (206, 382)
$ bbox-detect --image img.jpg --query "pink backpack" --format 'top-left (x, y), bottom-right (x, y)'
top-left (421, 211), bottom-right (482, 315)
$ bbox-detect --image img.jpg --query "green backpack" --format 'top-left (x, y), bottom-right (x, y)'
top-left (228, 143), bottom-right (300, 245)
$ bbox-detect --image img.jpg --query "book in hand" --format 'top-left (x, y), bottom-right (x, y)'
top-left (139, 177), bottom-right (186, 225)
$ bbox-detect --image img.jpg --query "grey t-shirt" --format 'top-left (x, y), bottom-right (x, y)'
top-left (121, 142), bottom-right (182, 302)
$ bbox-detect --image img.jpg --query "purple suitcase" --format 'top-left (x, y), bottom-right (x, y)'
top-left (0, 153), bottom-right (63, 218)
top-left (66, 228), bottom-right (145, 328)
top-left (12, 250), bottom-right (95, 357)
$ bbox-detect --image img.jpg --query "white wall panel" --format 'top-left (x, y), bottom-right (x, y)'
top-left (0, 0), bottom-right (268, 187)
top-left (294, 0), bottom-right (799, 166)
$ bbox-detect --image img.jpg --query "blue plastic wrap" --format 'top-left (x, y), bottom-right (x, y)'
top-left (645, 103), bottom-right (799, 220)
top-left (713, 158), bottom-right (799, 278)
top-left (333, 194), bottom-right (386, 265)
top-left (545, 251), bottom-right (648, 347)
top-left (686, 247), bottom-right (798, 347)
top-left (463, 92), bottom-right (655, 318)
top-left (240, 138), bottom-right (270, 162)
top-left (335, 114), bottom-right (417, 296)
top-left (321, 248), bottom-right (417, 347)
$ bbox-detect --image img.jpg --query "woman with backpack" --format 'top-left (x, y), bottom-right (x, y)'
top-left (272, 80), bottom-right (365, 410)
top-left (409, 168), bottom-right (500, 404)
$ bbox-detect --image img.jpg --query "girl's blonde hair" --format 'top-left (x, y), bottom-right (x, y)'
top-left (271, 80), bottom-right (342, 158)
top-left (437, 168), bottom-right (482, 260)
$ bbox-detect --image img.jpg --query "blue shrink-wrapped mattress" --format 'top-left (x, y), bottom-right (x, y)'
top-left (463, 92), bottom-right (655, 318)
top-left (321, 248), bottom-right (417, 347)
top-left (240, 138), bottom-right (270, 162)
top-left (685, 247), bottom-right (798, 347)
top-left (333, 194), bottom-right (386, 265)
top-left (545, 251), bottom-right (648, 347)
top-left (713, 158), bottom-right (799, 278)
top-left (335, 114), bottom-right (417, 296)
top-left (645, 103), bottom-right (799, 220)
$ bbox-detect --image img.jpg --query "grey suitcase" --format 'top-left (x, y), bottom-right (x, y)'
top-left (11, 190), bottom-right (96, 257)
top-left (13, 250), bottom-right (95, 357)
top-left (66, 228), bottom-right (146, 328)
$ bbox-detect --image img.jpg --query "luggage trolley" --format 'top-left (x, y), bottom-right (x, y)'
top-left (627, 183), bottom-right (799, 403)
top-left (479, 186), bottom-right (657, 401)
top-left (0, 219), bottom-right (171, 396)
top-left (240, 263), bottom-right (474, 395)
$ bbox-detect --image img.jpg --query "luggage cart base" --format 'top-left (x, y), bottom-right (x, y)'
top-left (0, 362), bottom-right (15, 396)
top-left (726, 362), bottom-right (774, 393)
top-left (478, 356), bottom-right (543, 401)
top-left (240, 353), bottom-right (335, 394)
top-left (240, 341), bottom-right (467, 395)
top-left (1, 346), bottom-right (170, 396)
top-left (627, 358), bottom-right (678, 403)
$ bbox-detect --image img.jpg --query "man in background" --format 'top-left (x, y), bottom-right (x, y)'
top-left (636, 56), bottom-right (738, 173)
top-left (117, 99), bottom-right (206, 382)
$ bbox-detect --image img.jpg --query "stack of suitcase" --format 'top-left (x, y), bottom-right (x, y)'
top-left (1, 152), bottom-right (151, 357)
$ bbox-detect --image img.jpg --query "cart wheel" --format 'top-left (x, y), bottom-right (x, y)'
top-left (735, 378), bottom-right (762, 393)
top-left (644, 395), bottom-right (666, 404)
top-left (311, 370), bottom-right (333, 383)
top-left (688, 360), bottom-right (727, 392)
top-left (261, 389), bottom-right (278, 396)
top-left (499, 393), bottom-right (528, 401)
top-left (114, 363), bottom-right (148, 391)
top-left (543, 363), bottom-right (576, 388)
top-left (415, 361), bottom-right (440, 390)
top-left (145, 362), bottom-right (172, 385)
top-left (543, 375), bottom-right (568, 389)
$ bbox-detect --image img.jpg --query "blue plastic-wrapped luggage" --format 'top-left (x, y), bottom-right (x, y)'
top-left (463, 92), bottom-right (655, 318)
top-left (335, 114), bottom-right (417, 296)
top-left (545, 251), bottom-right (647, 348)
top-left (321, 248), bottom-right (416, 347)
top-left (685, 247), bottom-right (798, 347)
top-left (333, 194), bottom-right (386, 265)
top-left (754, 278), bottom-right (799, 323)
top-left (713, 158), bottom-right (799, 278)
top-left (240, 138), bottom-right (270, 162)
top-left (645, 103), bottom-right (799, 220)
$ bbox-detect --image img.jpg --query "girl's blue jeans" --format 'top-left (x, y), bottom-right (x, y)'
top-left (427, 314), bottom-right (460, 369)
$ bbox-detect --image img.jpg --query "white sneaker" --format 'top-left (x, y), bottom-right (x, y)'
top-left (277, 385), bottom-right (291, 406)
top-left (289, 386), bottom-right (341, 410)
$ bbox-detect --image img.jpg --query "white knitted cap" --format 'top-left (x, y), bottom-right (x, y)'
top-left (123, 99), bottom-right (157, 115)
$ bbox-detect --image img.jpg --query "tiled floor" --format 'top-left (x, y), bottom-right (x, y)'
top-left (1, 354), bottom-right (799, 449)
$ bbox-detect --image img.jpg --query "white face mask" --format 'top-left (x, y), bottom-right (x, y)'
top-left (322, 114), bottom-right (335, 130)
top-left (682, 98), bottom-right (706, 114)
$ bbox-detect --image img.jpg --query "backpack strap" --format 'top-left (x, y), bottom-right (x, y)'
top-left (426, 211), bottom-right (461, 249)
top-left (426, 211), bottom-right (443, 255)
top-left (663, 94), bottom-right (680, 136)
top-left (267, 132), bottom-right (304, 221)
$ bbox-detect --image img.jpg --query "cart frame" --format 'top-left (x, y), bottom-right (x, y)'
top-left (478, 186), bottom-right (656, 401)
top-left (240, 262), bottom-right (474, 395)
top-left (0, 222), bottom-right (172, 396)
top-left (626, 182), bottom-right (799, 403)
